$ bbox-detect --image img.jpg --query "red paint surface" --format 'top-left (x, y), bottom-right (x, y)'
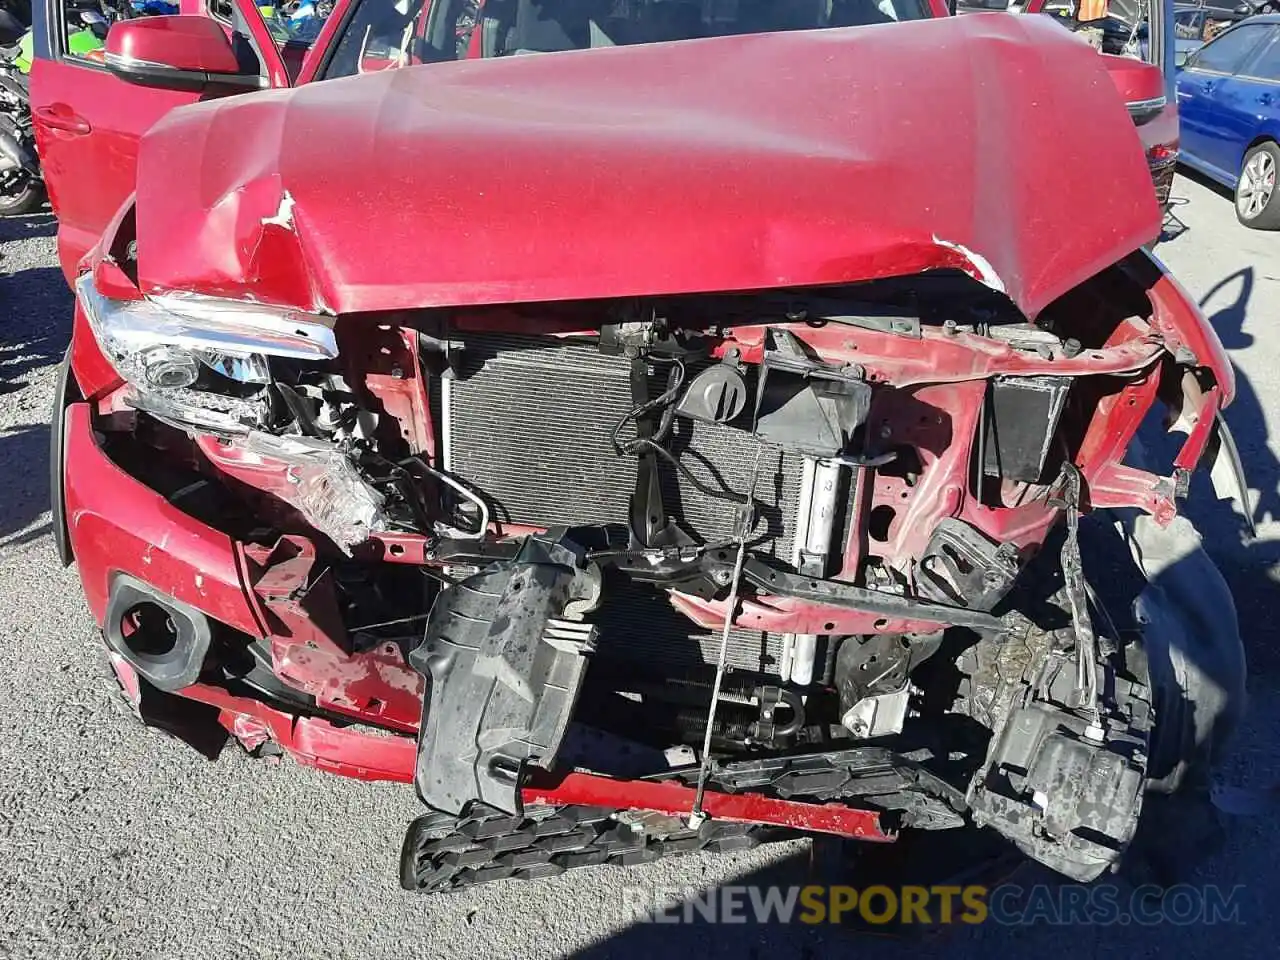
top-left (523, 771), bottom-right (893, 841)
top-left (105, 15), bottom-right (243, 75)
top-left (133, 14), bottom-right (1160, 318)
top-left (63, 403), bottom-right (265, 636)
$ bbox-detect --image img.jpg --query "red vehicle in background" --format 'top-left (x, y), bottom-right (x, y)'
top-left (35, 0), bottom-right (1245, 891)
top-left (963, 0), bottom-right (1182, 207)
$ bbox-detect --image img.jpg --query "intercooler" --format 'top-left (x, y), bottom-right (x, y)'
top-left (441, 333), bottom-right (803, 677)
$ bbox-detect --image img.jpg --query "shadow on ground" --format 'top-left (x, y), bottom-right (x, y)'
top-left (0, 210), bottom-right (71, 395)
top-left (1178, 266), bottom-right (1280, 675)
top-left (0, 264), bottom-right (70, 395)
top-left (0, 421), bottom-right (51, 546)
top-left (0, 211), bottom-right (56, 240)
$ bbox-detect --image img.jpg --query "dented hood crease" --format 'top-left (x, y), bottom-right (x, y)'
top-left (134, 14), bottom-right (1161, 319)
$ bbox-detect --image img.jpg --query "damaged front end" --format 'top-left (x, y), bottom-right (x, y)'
top-left (58, 203), bottom-right (1248, 888)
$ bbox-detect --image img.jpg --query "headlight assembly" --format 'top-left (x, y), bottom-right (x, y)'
top-left (76, 273), bottom-right (338, 432)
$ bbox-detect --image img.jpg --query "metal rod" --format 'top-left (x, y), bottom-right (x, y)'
top-left (691, 440), bottom-right (765, 822)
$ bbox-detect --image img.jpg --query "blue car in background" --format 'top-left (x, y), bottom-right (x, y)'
top-left (1178, 14), bottom-right (1280, 227)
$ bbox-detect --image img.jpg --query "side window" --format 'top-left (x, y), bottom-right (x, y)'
top-left (321, 0), bottom-right (440, 80)
top-left (1242, 30), bottom-right (1280, 82)
top-left (60, 0), bottom-right (112, 63)
top-left (1174, 11), bottom-right (1201, 41)
top-left (59, 0), bottom-right (179, 63)
top-left (255, 0), bottom-right (335, 47)
top-left (1190, 23), bottom-right (1270, 74)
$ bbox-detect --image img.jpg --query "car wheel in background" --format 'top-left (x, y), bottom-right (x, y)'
top-left (0, 176), bottom-right (44, 216)
top-left (1236, 141), bottom-right (1280, 229)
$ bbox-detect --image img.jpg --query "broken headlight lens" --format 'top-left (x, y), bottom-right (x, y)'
top-left (76, 273), bottom-right (338, 431)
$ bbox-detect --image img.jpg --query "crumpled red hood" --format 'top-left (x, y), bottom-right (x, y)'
top-left (134, 13), bottom-right (1160, 319)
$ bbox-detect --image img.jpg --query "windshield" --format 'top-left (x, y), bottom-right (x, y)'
top-left (322, 0), bottom-right (932, 80)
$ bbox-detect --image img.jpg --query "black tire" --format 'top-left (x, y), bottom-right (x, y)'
top-left (0, 177), bottom-right (44, 216)
top-left (1235, 141), bottom-right (1280, 229)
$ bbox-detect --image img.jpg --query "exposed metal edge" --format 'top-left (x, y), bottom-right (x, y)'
top-left (440, 375), bottom-right (453, 473)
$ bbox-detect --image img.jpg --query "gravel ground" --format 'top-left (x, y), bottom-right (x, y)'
top-left (1, 174), bottom-right (1278, 960)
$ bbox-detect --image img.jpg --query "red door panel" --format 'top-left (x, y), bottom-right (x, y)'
top-left (31, 60), bottom-right (207, 280)
top-left (31, 0), bottom-right (292, 283)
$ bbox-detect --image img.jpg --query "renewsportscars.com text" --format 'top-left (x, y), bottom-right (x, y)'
top-left (621, 883), bottom-right (1246, 926)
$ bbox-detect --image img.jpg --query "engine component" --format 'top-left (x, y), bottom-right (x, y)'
top-left (915, 518), bottom-right (1020, 611)
top-left (794, 458), bottom-right (845, 578)
top-left (442, 333), bottom-right (802, 555)
top-left (410, 531), bottom-right (603, 815)
top-left (980, 375), bottom-right (1071, 482)
top-left (755, 329), bottom-right (872, 457)
top-left (440, 333), bottom-right (802, 678)
top-left (782, 456), bottom-right (848, 685)
top-left (957, 617), bottom-right (1152, 881)
top-left (675, 361), bottom-right (748, 425)
top-left (665, 684), bottom-right (805, 749)
top-left (842, 687), bottom-right (910, 740)
top-left (834, 632), bottom-right (939, 739)
top-left (972, 698), bottom-right (1148, 882)
top-left (275, 373), bottom-right (378, 442)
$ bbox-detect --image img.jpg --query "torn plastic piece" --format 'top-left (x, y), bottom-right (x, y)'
top-left (1208, 413), bottom-right (1255, 538)
top-left (243, 432), bottom-right (385, 551)
top-left (409, 531), bottom-right (603, 815)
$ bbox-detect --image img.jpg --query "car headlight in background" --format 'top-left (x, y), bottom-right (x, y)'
top-left (75, 273), bottom-right (338, 432)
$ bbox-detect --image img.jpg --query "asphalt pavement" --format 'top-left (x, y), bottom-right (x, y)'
top-left (1, 174), bottom-right (1278, 959)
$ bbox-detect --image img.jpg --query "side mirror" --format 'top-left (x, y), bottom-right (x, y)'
top-left (104, 15), bottom-right (261, 91)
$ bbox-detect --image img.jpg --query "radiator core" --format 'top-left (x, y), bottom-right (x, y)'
top-left (442, 333), bottom-right (802, 676)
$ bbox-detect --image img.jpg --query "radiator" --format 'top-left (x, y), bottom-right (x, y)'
top-left (442, 332), bottom-right (801, 676)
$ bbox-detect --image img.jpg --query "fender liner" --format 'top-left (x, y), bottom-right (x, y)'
top-left (50, 349), bottom-right (78, 567)
top-left (409, 531), bottom-right (602, 815)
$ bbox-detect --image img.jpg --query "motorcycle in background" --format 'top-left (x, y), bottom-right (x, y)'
top-left (0, 0), bottom-right (40, 215)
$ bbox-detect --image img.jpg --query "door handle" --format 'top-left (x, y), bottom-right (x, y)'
top-left (1260, 92), bottom-right (1273, 105)
top-left (34, 104), bottom-right (91, 135)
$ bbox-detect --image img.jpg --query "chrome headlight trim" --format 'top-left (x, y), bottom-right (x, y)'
top-left (75, 274), bottom-right (337, 365)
